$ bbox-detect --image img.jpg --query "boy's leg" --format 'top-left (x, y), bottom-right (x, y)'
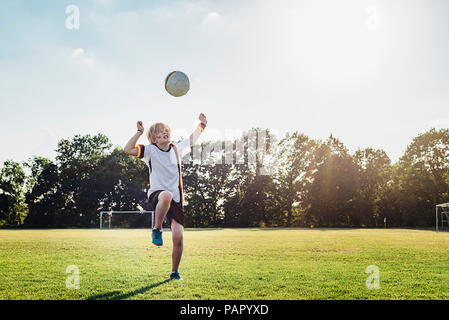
top-left (154, 191), bottom-right (173, 230)
top-left (171, 219), bottom-right (184, 275)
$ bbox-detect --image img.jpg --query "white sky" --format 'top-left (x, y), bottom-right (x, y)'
top-left (1, 0), bottom-right (448, 165)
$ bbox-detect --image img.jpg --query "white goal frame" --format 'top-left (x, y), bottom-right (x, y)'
top-left (99, 211), bottom-right (154, 229)
top-left (435, 203), bottom-right (449, 231)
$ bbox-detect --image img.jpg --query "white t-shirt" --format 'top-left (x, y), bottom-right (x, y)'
top-left (139, 138), bottom-right (191, 203)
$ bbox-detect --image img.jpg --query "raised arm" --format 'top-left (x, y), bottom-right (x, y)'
top-left (190, 113), bottom-right (207, 147)
top-left (124, 121), bottom-right (145, 156)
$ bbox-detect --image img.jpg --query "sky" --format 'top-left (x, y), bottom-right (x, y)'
top-left (1, 0), bottom-right (449, 165)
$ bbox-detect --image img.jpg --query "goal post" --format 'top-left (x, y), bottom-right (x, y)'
top-left (99, 211), bottom-right (155, 229)
top-left (435, 203), bottom-right (449, 231)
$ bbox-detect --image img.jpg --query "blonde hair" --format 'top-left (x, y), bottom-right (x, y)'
top-left (147, 122), bottom-right (171, 144)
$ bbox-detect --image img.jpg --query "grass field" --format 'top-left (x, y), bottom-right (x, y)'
top-left (0, 228), bottom-right (449, 300)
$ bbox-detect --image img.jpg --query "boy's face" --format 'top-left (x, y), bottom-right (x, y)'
top-left (154, 126), bottom-right (170, 144)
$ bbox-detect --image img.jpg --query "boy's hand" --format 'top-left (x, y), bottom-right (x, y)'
top-left (199, 113), bottom-right (207, 125)
top-left (137, 121), bottom-right (144, 133)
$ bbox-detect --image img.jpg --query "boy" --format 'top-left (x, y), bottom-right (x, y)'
top-left (123, 113), bottom-right (207, 281)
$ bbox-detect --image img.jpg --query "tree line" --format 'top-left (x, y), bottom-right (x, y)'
top-left (1, 128), bottom-right (448, 228)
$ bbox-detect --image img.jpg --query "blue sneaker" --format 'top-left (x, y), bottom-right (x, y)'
top-left (152, 228), bottom-right (163, 246)
top-left (170, 271), bottom-right (183, 280)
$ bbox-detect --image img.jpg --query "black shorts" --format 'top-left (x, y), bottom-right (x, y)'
top-left (147, 190), bottom-right (185, 227)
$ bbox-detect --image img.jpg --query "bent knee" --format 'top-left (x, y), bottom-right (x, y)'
top-left (159, 191), bottom-right (173, 204)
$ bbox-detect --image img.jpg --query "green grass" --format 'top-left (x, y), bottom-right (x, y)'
top-left (0, 228), bottom-right (449, 300)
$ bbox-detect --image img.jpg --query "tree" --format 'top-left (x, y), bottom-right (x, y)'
top-left (24, 157), bottom-right (61, 228)
top-left (275, 132), bottom-right (316, 226)
top-left (304, 136), bottom-right (359, 227)
top-left (55, 134), bottom-right (113, 227)
top-left (0, 161), bottom-right (28, 226)
top-left (183, 141), bottom-right (235, 227)
top-left (4, 127), bottom-right (449, 229)
top-left (220, 128), bottom-right (278, 227)
top-left (97, 148), bottom-right (149, 213)
top-left (353, 148), bottom-right (391, 226)
top-left (394, 128), bottom-right (449, 226)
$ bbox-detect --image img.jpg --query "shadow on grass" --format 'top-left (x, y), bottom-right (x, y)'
top-left (185, 228), bottom-right (224, 232)
top-left (87, 279), bottom-right (171, 300)
top-left (227, 227), bottom-right (419, 232)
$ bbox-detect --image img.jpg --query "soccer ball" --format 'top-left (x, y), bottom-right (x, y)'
top-left (165, 71), bottom-right (190, 97)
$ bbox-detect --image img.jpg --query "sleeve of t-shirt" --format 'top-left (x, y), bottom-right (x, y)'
top-left (175, 138), bottom-right (191, 158)
top-left (136, 144), bottom-right (151, 166)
